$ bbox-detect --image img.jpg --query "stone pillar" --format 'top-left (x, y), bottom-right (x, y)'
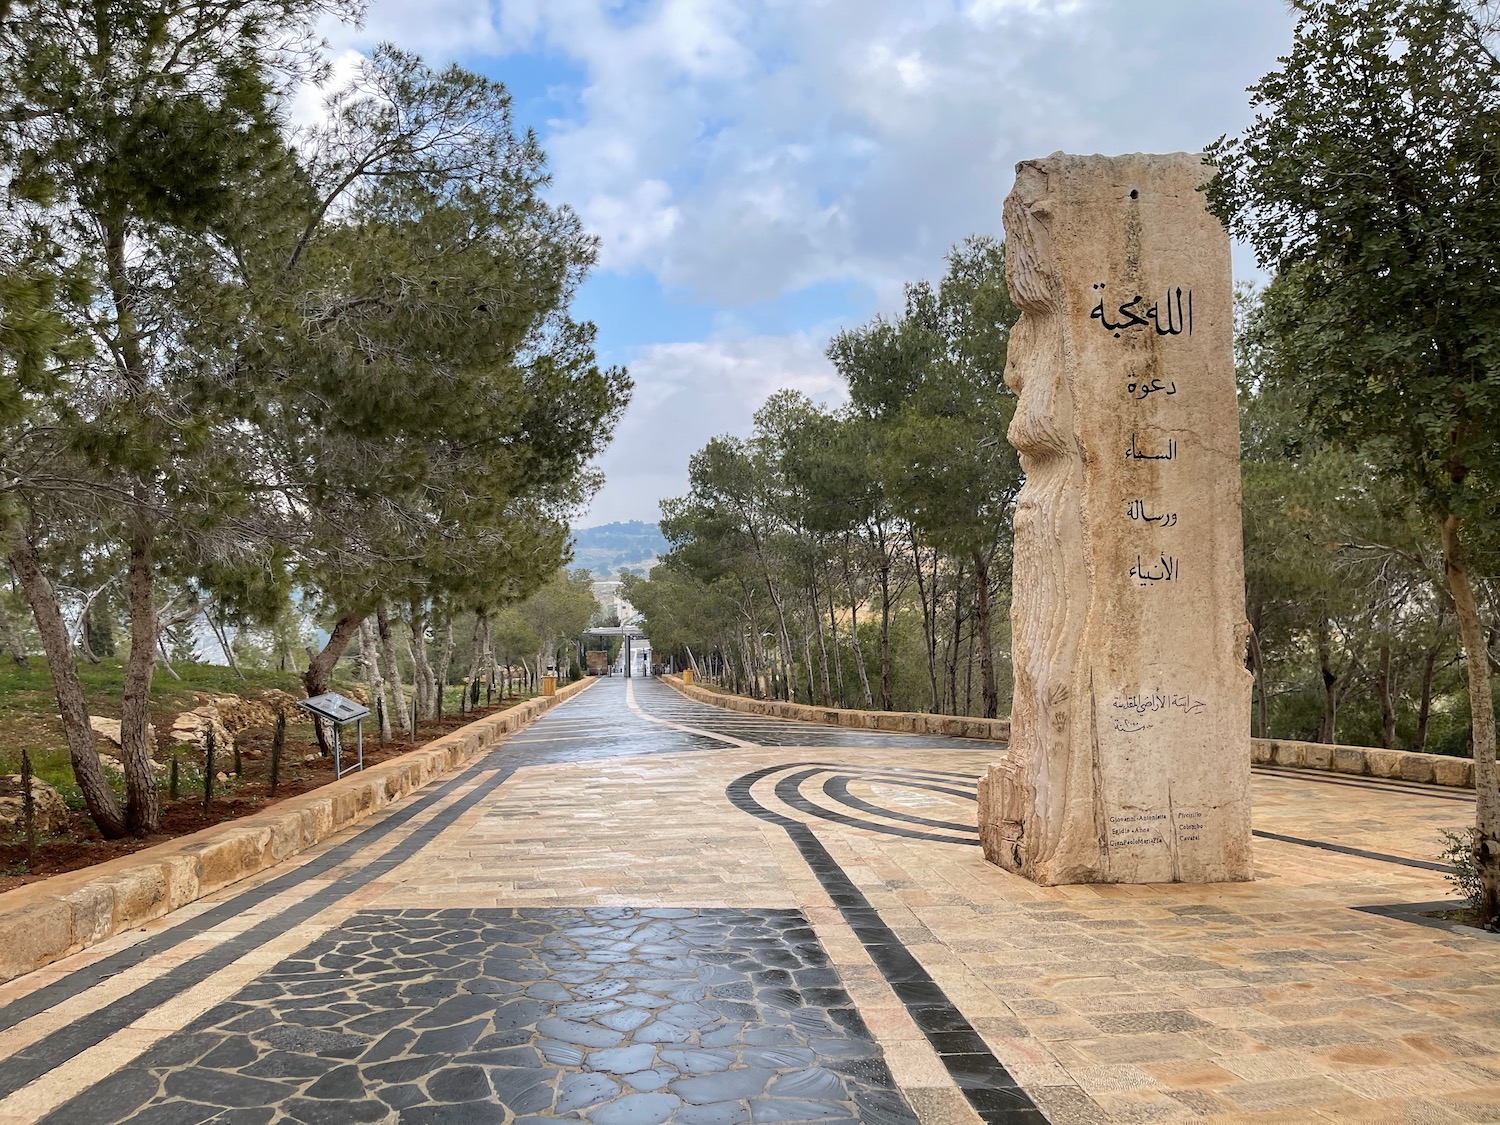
top-left (978, 152), bottom-right (1253, 885)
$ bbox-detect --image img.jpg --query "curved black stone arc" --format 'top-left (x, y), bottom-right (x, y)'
top-left (728, 763), bottom-right (1046, 1124)
top-left (774, 768), bottom-right (979, 846)
top-left (821, 774), bottom-right (981, 836)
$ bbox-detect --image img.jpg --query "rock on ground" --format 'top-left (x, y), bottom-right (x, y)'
top-left (0, 775), bottom-right (70, 835)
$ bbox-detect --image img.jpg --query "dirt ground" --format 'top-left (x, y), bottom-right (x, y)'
top-left (0, 696), bottom-right (534, 892)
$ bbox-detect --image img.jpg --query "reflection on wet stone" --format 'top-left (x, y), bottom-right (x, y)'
top-left (44, 908), bottom-right (915, 1125)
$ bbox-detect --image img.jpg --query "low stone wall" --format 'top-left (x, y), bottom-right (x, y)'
top-left (1250, 736), bottom-right (1475, 789)
top-left (661, 675), bottom-right (1011, 742)
top-left (0, 677), bottom-right (594, 984)
top-left (665, 677), bottom-right (1477, 791)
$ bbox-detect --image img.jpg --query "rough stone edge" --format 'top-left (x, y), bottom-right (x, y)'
top-left (659, 674), bottom-right (1012, 742)
top-left (1250, 736), bottom-right (1475, 789)
top-left (659, 677), bottom-right (1475, 791)
top-left (0, 677), bottom-right (596, 984)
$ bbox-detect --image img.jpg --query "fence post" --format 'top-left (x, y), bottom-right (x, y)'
top-left (20, 746), bottom-right (36, 871)
top-left (270, 711), bottom-right (285, 797)
top-left (203, 728), bottom-right (215, 810)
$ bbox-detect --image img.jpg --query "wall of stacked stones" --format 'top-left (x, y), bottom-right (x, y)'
top-left (661, 676), bottom-right (1476, 791)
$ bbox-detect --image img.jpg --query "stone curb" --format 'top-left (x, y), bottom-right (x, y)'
top-left (1250, 736), bottom-right (1475, 789)
top-left (661, 675), bottom-right (1012, 742)
top-left (662, 677), bottom-right (1477, 791)
top-left (0, 677), bottom-right (594, 984)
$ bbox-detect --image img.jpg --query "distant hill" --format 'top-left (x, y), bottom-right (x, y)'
top-left (570, 521), bottom-right (668, 578)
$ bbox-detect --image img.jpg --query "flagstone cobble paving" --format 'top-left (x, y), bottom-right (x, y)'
top-left (0, 675), bottom-right (1493, 1124)
top-left (43, 907), bottom-right (915, 1125)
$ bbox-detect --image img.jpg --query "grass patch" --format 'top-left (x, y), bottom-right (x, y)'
top-left (0, 658), bottom-right (307, 800)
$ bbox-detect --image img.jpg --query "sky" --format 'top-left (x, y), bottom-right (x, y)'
top-left (317, 0), bottom-right (1299, 528)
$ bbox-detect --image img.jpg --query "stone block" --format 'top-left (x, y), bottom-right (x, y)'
top-left (1364, 750), bottom-right (1403, 779)
top-left (1303, 743), bottom-right (1333, 770)
top-left (0, 900), bottom-right (74, 982)
top-left (1433, 757), bottom-right (1473, 787)
top-left (63, 881), bottom-right (117, 945)
top-left (1398, 754), bottom-right (1436, 784)
top-left (1272, 742), bottom-right (1306, 768)
top-left (1332, 747), bottom-right (1368, 776)
top-left (99, 866), bottom-right (169, 929)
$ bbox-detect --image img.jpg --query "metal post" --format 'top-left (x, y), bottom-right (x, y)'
top-left (624, 635), bottom-right (632, 679)
top-left (356, 718), bottom-right (364, 772)
top-left (334, 723), bottom-right (343, 780)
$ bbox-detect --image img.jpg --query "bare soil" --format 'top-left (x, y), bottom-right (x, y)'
top-left (0, 696), bottom-right (533, 893)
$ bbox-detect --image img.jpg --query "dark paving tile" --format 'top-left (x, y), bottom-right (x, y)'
top-left (44, 908), bottom-right (917, 1125)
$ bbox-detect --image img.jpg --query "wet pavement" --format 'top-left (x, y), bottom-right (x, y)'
top-left (0, 677), bottom-right (1495, 1124)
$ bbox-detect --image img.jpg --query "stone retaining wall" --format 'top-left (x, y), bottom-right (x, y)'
top-left (662, 675), bottom-right (1011, 741)
top-left (665, 676), bottom-right (1476, 790)
top-left (1250, 736), bottom-right (1475, 788)
top-left (0, 678), bottom-right (594, 984)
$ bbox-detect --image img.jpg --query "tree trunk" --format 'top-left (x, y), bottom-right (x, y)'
top-left (1377, 643), bottom-right (1397, 749)
top-left (973, 549), bottom-right (998, 719)
top-left (120, 514), bottom-right (160, 836)
top-left (303, 610), bottom-right (366, 754)
top-left (1441, 516), bottom-right (1499, 925)
top-left (7, 526), bottom-right (127, 837)
top-left (358, 619), bottom-right (393, 740)
top-left (1417, 642), bottom-right (1439, 752)
top-left (155, 632), bottom-right (183, 680)
top-left (435, 614), bottom-right (456, 710)
top-left (410, 604), bottom-right (437, 718)
top-left (1317, 615), bottom-right (1339, 745)
top-left (810, 576), bottom-right (832, 707)
top-left (0, 592), bottom-right (27, 666)
top-left (208, 609), bottom-right (246, 682)
top-left (877, 546), bottom-right (893, 710)
top-left (823, 572), bottom-right (845, 708)
top-left (842, 541), bottom-right (874, 709)
top-left (1249, 626), bottom-right (1269, 740)
top-left (801, 629), bottom-right (816, 706)
top-left (946, 562), bottom-right (965, 715)
top-left (376, 605), bottom-right (410, 733)
top-left (911, 537), bottom-right (940, 713)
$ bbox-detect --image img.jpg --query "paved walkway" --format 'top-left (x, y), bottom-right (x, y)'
top-left (0, 677), bottom-right (1495, 1124)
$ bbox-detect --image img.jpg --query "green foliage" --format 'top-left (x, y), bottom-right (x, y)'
top-left (1209, 0), bottom-right (1500, 540)
top-left (1440, 827), bottom-right (1485, 914)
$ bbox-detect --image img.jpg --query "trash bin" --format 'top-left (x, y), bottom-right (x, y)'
top-left (542, 674), bottom-right (557, 697)
top-left (682, 669), bottom-right (695, 686)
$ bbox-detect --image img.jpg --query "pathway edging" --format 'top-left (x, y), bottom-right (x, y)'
top-left (663, 675), bottom-right (1477, 790)
top-left (0, 678), bottom-right (594, 983)
top-left (660, 674), bottom-right (1012, 741)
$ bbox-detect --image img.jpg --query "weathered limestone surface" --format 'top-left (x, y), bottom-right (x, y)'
top-left (978, 152), bottom-right (1253, 885)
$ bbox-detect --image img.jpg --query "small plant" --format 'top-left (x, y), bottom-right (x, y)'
top-left (1439, 828), bottom-right (1484, 918)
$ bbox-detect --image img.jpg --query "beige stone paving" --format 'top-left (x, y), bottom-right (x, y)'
top-left (0, 696), bottom-right (1493, 1124)
top-left (350, 744), bottom-right (1500, 1123)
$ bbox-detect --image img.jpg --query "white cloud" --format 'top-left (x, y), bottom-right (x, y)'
top-left (330, 0), bottom-right (1296, 521)
top-left (580, 333), bottom-right (844, 525)
top-left (460, 0), bottom-right (1292, 310)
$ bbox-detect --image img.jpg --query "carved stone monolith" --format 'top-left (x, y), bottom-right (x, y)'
top-left (977, 152), bottom-right (1253, 885)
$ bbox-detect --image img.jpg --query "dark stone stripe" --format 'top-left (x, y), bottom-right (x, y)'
top-left (0, 759), bottom-right (526, 1098)
top-left (822, 774), bottom-right (981, 835)
top-left (775, 768), bottom-right (978, 846)
top-left (728, 763), bottom-right (1046, 1124)
top-left (1252, 829), bottom-right (1448, 872)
